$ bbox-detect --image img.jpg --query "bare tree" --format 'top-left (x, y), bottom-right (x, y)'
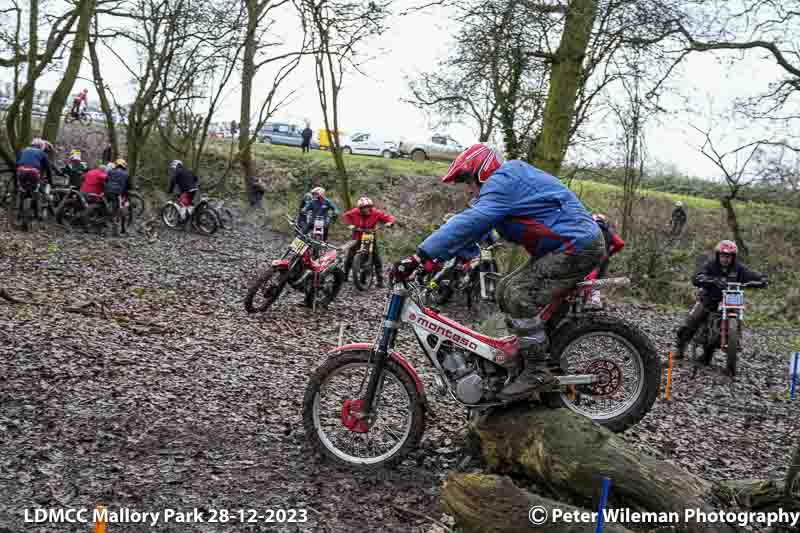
top-left (692, 124), bottom-right (766, 257)
top-left (606, 47), bottom-right (657, 239)
top-left (299, 0), bottom-right (391, 211)
top-left (100, 0), bottom-right (226, 180)
top-left (42, 0), bottom-right (99, 142)
top-left (237, 0), bottom-right (307, 196)
top-left (1, 2), bottom-right (79, 163)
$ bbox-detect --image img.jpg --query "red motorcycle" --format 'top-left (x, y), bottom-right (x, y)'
top-left (244, 216), bottom-right (345, 313)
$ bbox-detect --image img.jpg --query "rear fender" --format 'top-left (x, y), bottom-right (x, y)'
top-left (327, 343), bottom-right (427, 409)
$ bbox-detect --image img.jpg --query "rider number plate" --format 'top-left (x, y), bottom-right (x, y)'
top-left (362, 233), bottom-right (374, 243)
top-left (480, 249), bottom-right (492, 260)
top-left (724, 292), bottom-right (743, 306)
top-left (290, 238), bottom-right (308, 254)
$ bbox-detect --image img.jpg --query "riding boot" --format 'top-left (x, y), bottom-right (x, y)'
top-left (497, 317), bottom-right (557, 401)
top-left (675, 303), bottom-right (706, 359)
top-left (375, 274), bottom-right (384, 288)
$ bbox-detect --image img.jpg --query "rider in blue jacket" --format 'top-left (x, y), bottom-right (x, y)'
top-left (392, 144), bottom-right (605, 400)
top-left (299, 186), bottom-right (338, 241)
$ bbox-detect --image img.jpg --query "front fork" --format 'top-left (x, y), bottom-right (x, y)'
top-left (361, 290), bottom-right (405, 415)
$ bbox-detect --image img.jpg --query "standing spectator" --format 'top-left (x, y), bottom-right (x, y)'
top-left (247, 175), bottom-right (266, 208)
top-left (102, 144), bottom-right (113, 164)
top-left (301, 123), bottom-right (313, 153)
top-left (671, 201), bottom-right (687, 236)
top-left (230, 120), bottom-right (238, 137)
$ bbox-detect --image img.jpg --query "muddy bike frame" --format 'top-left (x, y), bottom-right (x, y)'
top-left (357, 273), bottom-right (630, 417)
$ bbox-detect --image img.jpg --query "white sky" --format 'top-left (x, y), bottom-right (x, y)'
top-left (12, 1), bottom-right (796, 180)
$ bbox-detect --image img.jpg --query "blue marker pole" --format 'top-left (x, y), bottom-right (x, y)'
top-left (791, 352), bottom-right (798, 401)
top-left (595, 477), bottom-right (611, 533)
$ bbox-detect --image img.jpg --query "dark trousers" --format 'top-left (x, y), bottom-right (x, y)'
top-left (301, 140), bottom-right (311, 153)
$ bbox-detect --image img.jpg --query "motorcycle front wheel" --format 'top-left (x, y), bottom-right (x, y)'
top-left (161, 203), bottom-right (182, 229)
top-left (725, 319), bottom-right (738, 377)
top-left (303, 350), bottom-right (426, 469)
top-left (352, 252), bottom-right (374, 291)
top-left (244, 267), bottom-right (290, 313)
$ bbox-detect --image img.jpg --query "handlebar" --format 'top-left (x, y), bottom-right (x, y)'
top-left (286, 215), bottom-right (340, 251)
top-left (696, 276), bottom-right (767, 289)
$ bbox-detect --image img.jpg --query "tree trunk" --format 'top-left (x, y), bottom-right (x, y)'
top-left (238, 0), bottom-right (259, 191)
top-left (88, 27), bottom-right (118, 162)
top-left (720, 197), bottom-right (749, 258)
top-left (442, 473), bottom-right (636, 533)
top-left (532, 0), bottom-right (598, 177)
top-left (19, 0), bottom-right (39, 149)
top-left (469, 405), bottom-right (735, 533)
top-left (42, 0), bottom-right (96, 142)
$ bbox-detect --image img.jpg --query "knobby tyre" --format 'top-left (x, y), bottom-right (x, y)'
top-left (352, 252), bottom-right (373, 291)
top-left (161, 203), bottom-right (181, 229)
top-left (726, 319), bottom-right (738, 377)
top-left (192, 205), bottom-right (219, 235)
top-left (302, 350), bottom-right (426, 469)
top-left (244, 267), bottom-right (289, 313)
top-left (549, 316), bottom-right (661, 433)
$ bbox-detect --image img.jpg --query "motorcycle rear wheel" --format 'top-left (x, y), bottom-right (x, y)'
top-left (549, 316), bottom-right (660, 433)
top-left (303, 350), bottom-right (426, 469)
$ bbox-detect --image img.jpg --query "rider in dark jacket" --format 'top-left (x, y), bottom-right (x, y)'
top-left (167, 160), bottom-right (200, 215)
top-left (675, 239), bottom-right (767, 360)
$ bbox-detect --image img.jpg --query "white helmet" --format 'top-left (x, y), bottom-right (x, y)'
top-left (310, 186), bottom-right (325, 197)
top-left (169, 160), bottom-right (183, 170)
top-left (675, 201), bottom-right (683, 207)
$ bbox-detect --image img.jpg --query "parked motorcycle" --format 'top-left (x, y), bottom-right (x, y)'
top-left (244, 216), bottom-right (345, 313)
top-left (160, 194), bottom-right (220, 235)
top-left (690, 279), bottom-right (767, 377)
top-left (303, 270), bottom-right (659, 469)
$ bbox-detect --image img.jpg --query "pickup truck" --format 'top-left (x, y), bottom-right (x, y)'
top-left (397, 134), bottom-right (464, 162)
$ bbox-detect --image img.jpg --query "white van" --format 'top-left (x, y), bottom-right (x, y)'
top-left (340, 132), bottom-right (399, 159)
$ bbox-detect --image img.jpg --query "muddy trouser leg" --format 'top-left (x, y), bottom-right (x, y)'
top-left (373, 243), bottom-right (384, 285)
top-left (343, 242), bottom-right (357, 280)
top-left (675, 299), bottom-right (708, 358)
top-left (493, 234), bottom-right (606, 398)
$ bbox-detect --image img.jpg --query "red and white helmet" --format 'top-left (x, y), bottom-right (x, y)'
top-left (357, 196), bottom-right (373, 208)
top-left (441, 143), bottom-right (503, 184)
top-left (715, 240), bottom-right (737, 255)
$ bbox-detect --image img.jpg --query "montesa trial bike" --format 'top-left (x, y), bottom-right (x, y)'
top-left (303, 267), bottom-right (661, 469)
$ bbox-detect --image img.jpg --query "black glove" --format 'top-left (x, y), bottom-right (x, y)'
top-left (391, 255), bottom-right (420, 282)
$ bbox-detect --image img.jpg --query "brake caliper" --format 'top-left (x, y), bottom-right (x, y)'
top-left (341, 399), bottom-right (369, 433)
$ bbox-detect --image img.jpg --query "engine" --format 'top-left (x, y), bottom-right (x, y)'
top-left (437, 345), bottom-right (509, 404)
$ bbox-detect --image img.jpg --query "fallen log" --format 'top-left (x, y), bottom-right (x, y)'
top-left (469, 404), bottom-right (734, 533)
top-left (441, 473), bottom-right (636, 533)
top-left (713, 479), bottom-right (800, 513)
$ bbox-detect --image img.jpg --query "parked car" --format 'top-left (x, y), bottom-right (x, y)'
top-left (340, 132), bottom-right (399, 158)
top-left (259, 122), bottom-right (319, 149)
top-left (397, 134), bottom-right (464, 162)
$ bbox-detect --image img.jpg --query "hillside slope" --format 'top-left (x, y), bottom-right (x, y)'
top-left (203, 143), bottom-right (799, 325)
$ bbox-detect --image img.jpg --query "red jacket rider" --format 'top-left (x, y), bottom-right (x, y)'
top-left (342, 200), bottom-right (396, 239)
